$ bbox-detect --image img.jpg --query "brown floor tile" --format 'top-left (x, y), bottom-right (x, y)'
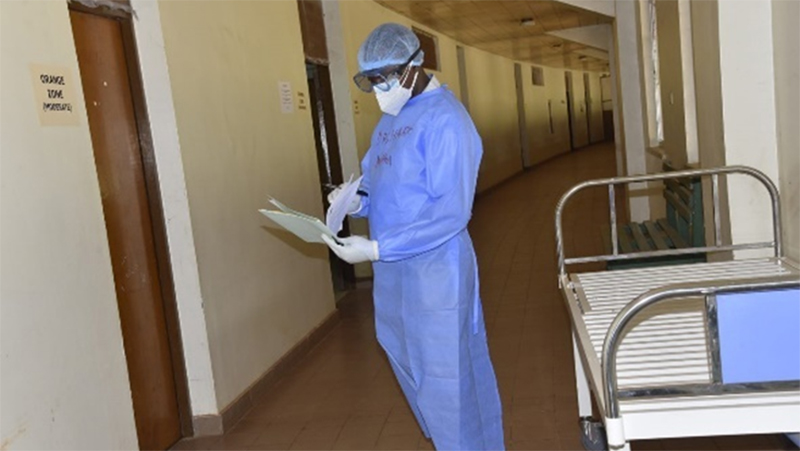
top-left (417, 438), bottom-right (435, 450)
top-left (382, 421), bottom-right (424, 440)
top-left (253, 420), bottom-right (306, 446)
top-left (170, 436), bottom-right (222, 451)
top-left (509, 438), bottom-right (561, 450)
top-left (375, 434), bottom-right (423, 450)
top-left (331, 416), bottom-right (386, 450)
top-left (289, 425), bottom-right (342, 450)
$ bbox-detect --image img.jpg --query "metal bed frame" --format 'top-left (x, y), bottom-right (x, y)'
top-left (554, 166), bottom-right (800, 450)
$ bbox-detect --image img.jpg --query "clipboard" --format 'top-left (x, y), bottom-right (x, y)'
top-left (259, 198), bottom-right (342, 244)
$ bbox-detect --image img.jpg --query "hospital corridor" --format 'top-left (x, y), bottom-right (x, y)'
top-left (1, 0), bottom-right (798, 450)
top-left (171, 144), bottom-right (795, 451)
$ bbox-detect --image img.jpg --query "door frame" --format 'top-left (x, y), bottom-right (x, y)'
top-left (564, 71), bottom-right (576, 150)
top-left (514, 63), bottom-right (531, 168)
top-left (68, 0), bottom-right (193, 438)
top-left (456, 45), bottom-right (470, 112)
top-left (584, 72), bottom-right (593, 144)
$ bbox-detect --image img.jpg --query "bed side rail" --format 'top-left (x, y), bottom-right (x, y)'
top-left (601, 275), bottom-right (800, 447)
top-left (555, 165), bottom-right (782, 281)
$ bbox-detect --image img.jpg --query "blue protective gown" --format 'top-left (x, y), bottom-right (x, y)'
top-left (354, 86), bottom-right (505, 450)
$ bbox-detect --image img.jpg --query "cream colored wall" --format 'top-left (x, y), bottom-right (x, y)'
top-left (522, 66), bottom-right (571, 165)
top-left (772, 0), bottom-right (800, 262)
top-left (0, 1), bottom-right (138, 449)
top-left (463, 46), bottom-right (523, 191)
top-left (157, 0), bottom-right (336, 409)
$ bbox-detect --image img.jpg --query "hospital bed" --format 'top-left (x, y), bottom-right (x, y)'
top-left (554, 166), bottom-right (800, 450)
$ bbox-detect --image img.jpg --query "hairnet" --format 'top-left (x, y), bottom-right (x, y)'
top-left (357, 23), bottom-right (425, 72)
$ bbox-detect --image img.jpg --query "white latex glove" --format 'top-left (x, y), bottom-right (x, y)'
top-left (327, 185), bottom-right (362, 214)
top-left (321, 234), bottom-right (379, 264)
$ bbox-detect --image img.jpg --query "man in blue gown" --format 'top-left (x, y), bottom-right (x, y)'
top-left (322, 23), bottom-right (505, 451)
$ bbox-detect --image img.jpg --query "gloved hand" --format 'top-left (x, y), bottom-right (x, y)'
top-left (321, 234), bottom-right (379, 264)
top-left (327, 185), bottom-right (362, 215)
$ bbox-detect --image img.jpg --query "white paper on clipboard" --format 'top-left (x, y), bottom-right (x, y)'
top-left (260, 198), bottom-right (342, 244)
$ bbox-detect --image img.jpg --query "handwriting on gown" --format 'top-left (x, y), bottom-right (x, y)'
top-left (378, 126), bottom-right (414, 144)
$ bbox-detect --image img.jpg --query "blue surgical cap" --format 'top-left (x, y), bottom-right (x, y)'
top-left (357, 23), bottom-right (425, 72)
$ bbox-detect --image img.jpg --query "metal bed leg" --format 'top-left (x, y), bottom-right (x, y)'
top-left (572, 333), bottom-right (592, 417)
top-left (574, 333), bottom-right (608, 450)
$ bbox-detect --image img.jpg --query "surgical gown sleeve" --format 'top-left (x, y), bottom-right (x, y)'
top-left (378, 112), bottom-right (480, 261)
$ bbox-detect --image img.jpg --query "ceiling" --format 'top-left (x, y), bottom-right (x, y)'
top-left (373, 0), bottom-right (612, 72)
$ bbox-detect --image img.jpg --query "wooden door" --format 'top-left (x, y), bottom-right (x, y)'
top-left (70, 10), bottom-right (182, 450)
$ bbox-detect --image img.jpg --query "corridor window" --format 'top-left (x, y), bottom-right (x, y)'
top-left (413, 27), bottom-right (440, 72)
top-left (646, 0), bottom-right (665, 144)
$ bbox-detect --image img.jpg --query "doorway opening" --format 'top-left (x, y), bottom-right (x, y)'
top-left (297, 0), bottom-right (356, 295)
top-left (584, 72), bottom-right (593, 144)
top-left (306, 62), bottom-right (356, 293)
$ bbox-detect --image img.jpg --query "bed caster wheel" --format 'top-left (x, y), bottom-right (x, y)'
top-left (579, 417), bottom-right (608, 451)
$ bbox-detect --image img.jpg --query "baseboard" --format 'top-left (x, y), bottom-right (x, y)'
top-left (190, 309), bottom-right (341, 437)
top-left (191, 414), bottom-right (223, 437)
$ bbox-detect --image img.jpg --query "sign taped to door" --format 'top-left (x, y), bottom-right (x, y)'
top-left (29, 64), bottom-right (79, 126)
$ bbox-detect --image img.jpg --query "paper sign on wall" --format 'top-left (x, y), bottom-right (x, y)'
top-left (278, 82), bottom-right (294, 114)
top-left (29, 64), bottom-right (79, 126)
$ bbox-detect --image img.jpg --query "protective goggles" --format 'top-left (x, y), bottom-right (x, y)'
top-left (353, 47), bottom-right (422, 93)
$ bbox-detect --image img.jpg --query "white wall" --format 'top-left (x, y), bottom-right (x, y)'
top-left (691, 0), bottom-right (794, 260)
top-left (157, 0), bottom-right (337, 410)
top-left (772, 0), bottom-right (800, 262)
top-left (130, 0), bottom-right (218, 417)
top-left (0, 1), bottom-right (138, 448)
top-left (690, 0), bottom-right (731, 251)
top-left (718, 0), bottom-right (780, 257)
top-left (614, 0), bottom-right (652, 221)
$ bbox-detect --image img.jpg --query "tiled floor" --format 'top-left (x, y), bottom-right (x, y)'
top-left (173, 143), bottom-right (794, 451)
